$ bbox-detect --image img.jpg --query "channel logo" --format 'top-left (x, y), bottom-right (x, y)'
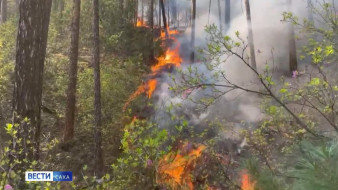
top-left (25, 171), bottom-right (72, 182)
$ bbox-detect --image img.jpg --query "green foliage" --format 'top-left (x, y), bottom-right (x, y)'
top-left (110, 119), bottom-right (170, 189)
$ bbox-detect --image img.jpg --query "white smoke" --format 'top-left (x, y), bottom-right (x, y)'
top-left (152, 0), bottom-right (329, 138)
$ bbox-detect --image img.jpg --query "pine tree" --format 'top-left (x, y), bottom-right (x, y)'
top-left (92, 0), bottom-right (104, 178)
top-left (64, 0), bottom-right (81, 142)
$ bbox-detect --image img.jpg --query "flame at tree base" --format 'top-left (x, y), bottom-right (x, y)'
top-left (241, 171), bottom-right (256, 190)
top-left (123, 26), bottom-right (182, 110)
top-left (157, 143), bottom-right (206, 190)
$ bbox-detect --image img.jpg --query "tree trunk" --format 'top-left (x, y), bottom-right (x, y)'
top-left (307, 0), bottom-right (314, 23)
top-left (288, 0), bottom-right (297, 73)
top-left (160, 0), bottom-right (168, 37)
top-left (13, 0), bottom-right (52, 161)
top-left (158, 0), bottom-right (161, 27)
top-left (148, 0), bottom-right (155, 65)
top-left (135, 0), bottom-right (138, 24)
top-left (172, 0), bottom-right (177, 27)
top-left (141, 0), bottom-right (144, 21)
top-left (0, 0), bottom-right (7, 24)
top-left (167, 0), bottom-right (170, 27)
top-left (225, 0), bottom-right (230, 30)
top-left (190, 0), bottom-right (196, 63)
top-left (92, 0), bottom-right (104, 178)
top-left (244, 0), bottom-right (257, 70)
top-left (64, 0), bottom-right (81, 142)
top-left (217, 0), bottom-right (222, 31)
top-left (119, 0), bottom-right (124, 26)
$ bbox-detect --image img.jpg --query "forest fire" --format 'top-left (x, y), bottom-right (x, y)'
top-left (241, 171), bottom-right (256, 190)
top-left (124, 23), bottom-right (182, 110)
top-left (151, 46), bottom-right (182, 73)
top-left (136, 18), bottom-right (146, 27)
top-left (157, 143), bottom-right (206, 190)
top-left (123, 79), bottom-right (157, 111)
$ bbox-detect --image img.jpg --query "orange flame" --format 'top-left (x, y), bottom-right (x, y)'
top-left (147, 79), bottom-right (158, 98)
top-left (157, 143), bottom-right (206, 190)
top-left (124, 22), bottom-right (182, 111)
top-left (241, 171), bottom-right (256, 190)
top-left (136, 18), bottom-right (147, 27)
top-left (123, 79), bottom-right (158, 111)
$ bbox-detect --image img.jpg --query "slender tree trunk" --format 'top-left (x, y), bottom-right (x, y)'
top-left (208, 0), bottom-right (211, 24)
top-left (244, 0), bottom-right (257, 70)
top-left (0, 0), bottom-right (7, 24)
top-left (307, 0), bottom-right (314, 23)
top-left (119, 0), bottom-right (124, 26)
top-left (172, 0), bottom-right (177, 27)
top-left (158, 0), bottom-right (162, 28)
top-left (190, 0), bottom-right (196, 63)
top-left (64, 0), bottom-right (81, 142)
top-left (92, 0), bottom-right (104, 178)
top-left (158, 0), bottom-right (161, 27)
top-left (225, 0), bottom-right (230, 30)
top-left (217, 0), bottom-right (222, 31)
top-left (149, 0), bottom-right (155, 65)
top-left (167, 0), bottom-right (170, 27)
top-left (13, 0), bottom-right (52, 161)
top-left (160, 0), bottom-right (168, 37)
top-left (141, 0), bottom-right (144, 21)
top-left (186, 9), bottom-right (188, 27)
top-left (288, 0), bottom-right (297, 73)
top-left (135, 0), bottom-right (138, 24)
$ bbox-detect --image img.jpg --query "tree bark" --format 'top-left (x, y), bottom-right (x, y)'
top-left (244, 0), bottom-right (257, 70)
top-left (158, 0), bottom-right (161, 27)
top-left (217, 0), bottom-right (222, 31)
top-left (13, 0), bottom-right (52, 161)
top-left (190, 0), bottom-right (196, 63)
top-left (0, 0), bottom-right (7, 24)
top-left (160, 0), bottom-right (168, 37)
top-left (225, 0), bottom-right (230, 30)
top-left (149, 0), bottom-right (155, 65)
top-left (92, 0), bottom-right (104, 178)
top-left (64, 0), bottom-right (81, 142)
top-left (288, 0), bottom-right (297, 73)
top-left (141, 0), bottom-right (144, 21)
top-left (167, 0), bottom-right (170, 27)
top-left (119, 0), bottom-right (124, 26)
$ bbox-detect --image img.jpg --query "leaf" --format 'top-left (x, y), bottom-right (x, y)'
top-left (309, 78), bottom-right (321, 86)
top-left (280, 88), bottom-right (288, 94)
top-left (325, 45), bottom-right (334, 56)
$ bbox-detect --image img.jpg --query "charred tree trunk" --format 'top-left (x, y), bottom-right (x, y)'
top-left (92, 0), bottom-right (104, 178)
top-left (288, 0), bottom-right (297, 73)
top-left (244, 0), bottom-right (257, 70)
top-left (64, 0), bottom-right (81, 142)
top-left (13, 0), bottom-right (52, 161)
top-left (225, 0), bottom-right (230, 30)
top-left (190, 0), bottom-right (196, 63)
top-left (0, 0), bottom-right (7, 24)
top-left (160, 0), bottom-right (168, 37)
